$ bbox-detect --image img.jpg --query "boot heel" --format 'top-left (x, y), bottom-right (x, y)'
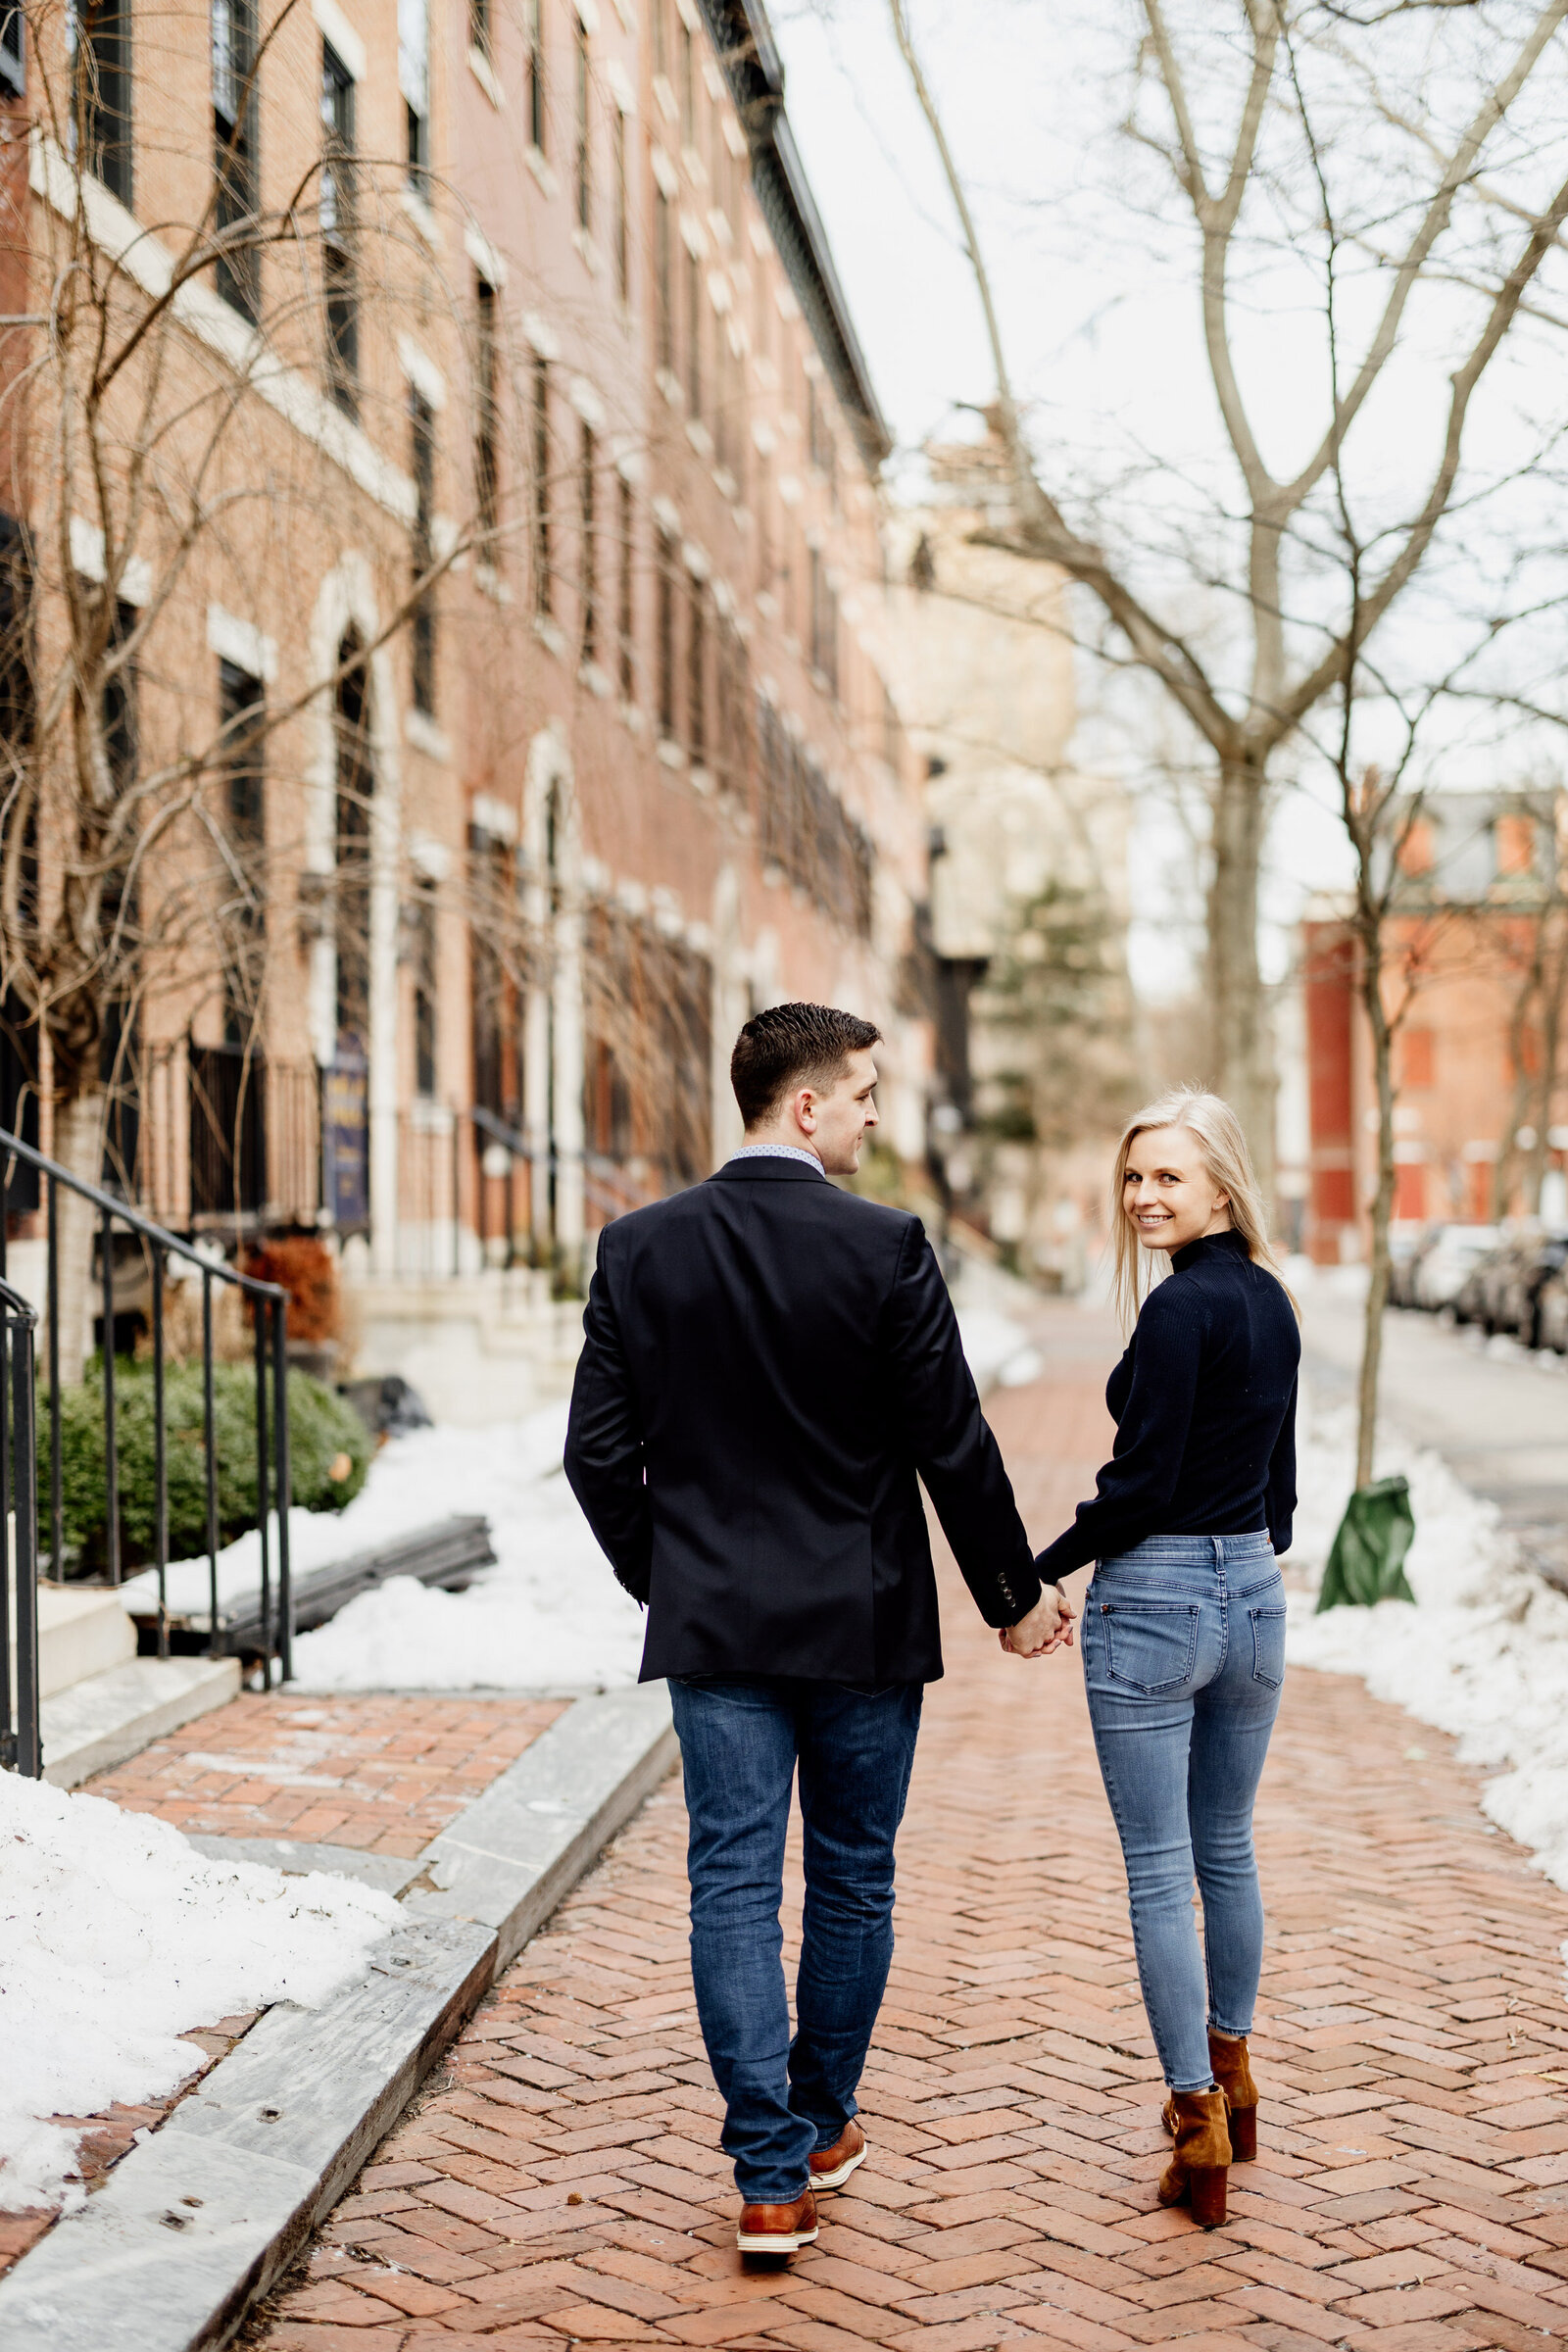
top-left (1229, 2105), bottom-right (1256, 2162)
top-left (1187, 2166), bottom-right (1228, 2229)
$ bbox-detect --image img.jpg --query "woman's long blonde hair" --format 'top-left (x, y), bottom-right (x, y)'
top-left (1110, 1086), bottom-right (1298, 1328)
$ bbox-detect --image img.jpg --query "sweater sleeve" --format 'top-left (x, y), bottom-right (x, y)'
top-left (882, 1221), bottom-right (1042, 1630)
top-left (1265, 1370), bottom-right (1298, 1555)
top-left (1034, 1282), bottom-right (1206, 1581)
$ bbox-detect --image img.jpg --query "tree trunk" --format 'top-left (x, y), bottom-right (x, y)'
top-left (1206, 757), bottom-right (1275, 1200)
top-left (54, 1090), bottom-right (103, 1388)
top-left (1496, 908), bottom-right (1551, 1220)
top-left (1356, 935), bottom-right (1396, 1491)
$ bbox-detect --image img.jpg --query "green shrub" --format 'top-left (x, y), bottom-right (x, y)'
top-left (43, 1362), bottom-right (371, 1572)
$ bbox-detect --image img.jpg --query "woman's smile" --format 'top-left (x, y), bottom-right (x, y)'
top-left (1121, 1125), bottom-right (1233, 1254)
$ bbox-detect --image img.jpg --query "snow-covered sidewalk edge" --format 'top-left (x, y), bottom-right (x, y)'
top-left (0, 1691), bottom-right (679, 2345)
top-left (0, 1776), bottom-right (399, 2217)
top-left (1285, 1398), bottom-right (1568, 1897)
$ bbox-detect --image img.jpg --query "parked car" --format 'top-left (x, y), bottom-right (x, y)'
top-left (1453, 1237), bottom-right (1516, 1328)
top-left (1389, 1225), bottom-right (1441, 1308)
top-left (1539, 1262), bottom-right (1568, 1353)
top-left (1412, 1224), bottom-right (1499, 1311)
top-left (1494, 1231), bottom-right (1568, 1347)
top-left (1452, 1230), bottom-right (1568, 1340)
top-left (1457, 1242), bottom-right (1523, 1336)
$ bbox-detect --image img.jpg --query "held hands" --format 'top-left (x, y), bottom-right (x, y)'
top-left (1001, 1584), bottom-right (1075, 1660)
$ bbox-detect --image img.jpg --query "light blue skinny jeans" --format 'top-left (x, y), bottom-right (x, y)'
top-left (1081, 1531), bottom-right (1286, 2093)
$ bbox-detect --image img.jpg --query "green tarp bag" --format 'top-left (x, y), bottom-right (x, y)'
top-left (1316, 1474), bottom-right (1416, 1611)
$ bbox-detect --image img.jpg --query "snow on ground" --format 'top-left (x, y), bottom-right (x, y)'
top-left (950, 1253), bottom-right (1048, 1389)
top-left (954, 1308), bottom-right (1046, 1391)
top-left (115, 1404), bottom-right (575, 1623)
top-left (286, 1403), bottom-right (649, 1691)
top-left (1286, 1394), bottom-right (1568, 1893)
top-left (286, 1300), bottom-right (1041, 1694)
top-left (0, 1774), bottom-right (398, 2215)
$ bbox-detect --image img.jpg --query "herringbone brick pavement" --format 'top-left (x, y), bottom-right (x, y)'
top-left (89, 1692), bottom-right (567, 1854)
top-left (249, 1328), bottom-right (1568, 2352)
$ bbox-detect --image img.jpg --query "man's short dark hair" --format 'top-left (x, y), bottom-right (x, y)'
top-left (730, 1002), bottom-right (882, 1130)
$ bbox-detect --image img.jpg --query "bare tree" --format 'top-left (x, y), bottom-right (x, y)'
top-left (887, 0), bottom-right (1568, 1181)
top-left (1332, 761), bottom-right (1435, 1489)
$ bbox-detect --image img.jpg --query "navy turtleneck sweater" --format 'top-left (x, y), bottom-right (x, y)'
top-left (1035, 1228), bottom-right (1299, 1582)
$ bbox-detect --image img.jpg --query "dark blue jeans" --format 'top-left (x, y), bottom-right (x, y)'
top-left (668, 1675), bottom-right (923, 2202)
top-left (1081, 1532), bottom-right (1285, 2092)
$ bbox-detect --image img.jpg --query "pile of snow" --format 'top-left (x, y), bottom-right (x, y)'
top-left (288, 1402), bottom-right (648, 1692)
top-left (950, 1255), bottom-right (1046, 1389)
top-left (1287, 1401), bottom-right (1568, 1890)
top-left (956, 1307), bottom-right (1045, 1391)
top-left (0, 1775), bottom-right (398, 2215)
top-left (116, 1403), bottom-right (574, 1624)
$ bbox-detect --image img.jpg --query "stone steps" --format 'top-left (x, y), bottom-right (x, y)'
top-left (24, 1583), bottom-right (238, 1789)
top-left (36, 1582), bottom-right (137, 1698)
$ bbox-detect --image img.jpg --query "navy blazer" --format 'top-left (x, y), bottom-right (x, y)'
top-left (564, 1156), bottom-right (1040, 1684)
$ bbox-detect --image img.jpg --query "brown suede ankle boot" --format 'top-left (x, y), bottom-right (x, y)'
top-left (1161, 2034), bottom-right (1259, 2164)
top-left (1207, 2029), bottom-right (1257, 2162)
top-left (1156, 2087), bottom-right (1231, 2229)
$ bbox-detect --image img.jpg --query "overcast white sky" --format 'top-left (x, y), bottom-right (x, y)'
top-left (766, 0), bottom-right (1568, 997)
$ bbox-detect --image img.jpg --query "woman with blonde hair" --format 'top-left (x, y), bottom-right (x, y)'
top-left (1031, 1088), bottom-right (1298, 2230)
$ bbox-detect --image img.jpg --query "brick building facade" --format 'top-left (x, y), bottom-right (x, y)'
top-left (0, 0), bottom-right (928, 1402)
top-left (1291, 790), bottom-right (1568, 1263)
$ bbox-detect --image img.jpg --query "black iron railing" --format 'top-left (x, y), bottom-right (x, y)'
top-left (396, 1102), bottom-right (583, 1276)
top-left (140, 1040), bottom-right (323, 1234)
top-left (470, 1103), bottom-right (539, 1271)
top-left (469, 1104), bottom-right (663, 1251)
top-left (0, 1129), bottom-right (295, 1739)
top-left (0, 1273), bottom-right (40, 1776)
top-left (394, 1100), bottom-right (676, 1278)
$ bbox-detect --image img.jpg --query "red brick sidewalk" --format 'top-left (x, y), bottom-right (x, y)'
top-left (89, 1692), bottom-right (567, 1855)
top-left (249, 1328), bottom-right (1568, 2351)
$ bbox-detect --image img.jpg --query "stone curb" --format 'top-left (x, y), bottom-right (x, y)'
top-left (42, 1655), bottom-right (243, 1789)
top-left (0, 1682), bottom-right (676, 2352)
top-left (406, 1681), bottom-right (678, 1971)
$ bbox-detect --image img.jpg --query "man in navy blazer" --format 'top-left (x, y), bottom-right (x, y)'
top-left (565, 1003), bottom-right (1067, 2256)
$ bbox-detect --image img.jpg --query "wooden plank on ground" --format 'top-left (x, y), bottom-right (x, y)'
top-left (122, 1515), bottom-right (497, 1647)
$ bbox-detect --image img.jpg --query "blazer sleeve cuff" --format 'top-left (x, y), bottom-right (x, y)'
top-left (977, 1561), bottom-right (1042, 1629)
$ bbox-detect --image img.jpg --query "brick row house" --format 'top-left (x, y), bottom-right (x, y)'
top-left (0, 0), bottom-right (929, 1408)
top-left (1285, 790), bottom-right (1568, 1263)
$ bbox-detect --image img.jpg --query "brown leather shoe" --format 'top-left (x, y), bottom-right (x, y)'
top-left (809, 2119), bottom-right (866, 2190)
top-left (1156, 2087), bottom-right (1231, 2229)
top-left (736, 2186), bottom-right (818, 2254)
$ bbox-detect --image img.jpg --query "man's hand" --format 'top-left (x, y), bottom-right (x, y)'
top-left (1000, 1585), bottom-right (1074, 1659)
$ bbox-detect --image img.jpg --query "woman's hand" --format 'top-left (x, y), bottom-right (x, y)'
top-left (1001, 1585), bottom-right (1075, 1658)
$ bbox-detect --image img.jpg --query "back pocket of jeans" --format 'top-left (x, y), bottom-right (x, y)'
top-left (1102, 1600), bottom-right (1199, 1693)
top-left (1250, 1605), bottom-right (1287, 1690)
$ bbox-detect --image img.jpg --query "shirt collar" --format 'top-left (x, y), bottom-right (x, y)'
top-left (727, 1143), bottom-right (827, 1178)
